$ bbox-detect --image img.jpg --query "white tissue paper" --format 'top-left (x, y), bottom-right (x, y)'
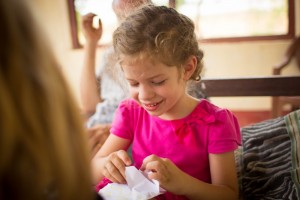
top-left (99, 166), bottom-right (166, 200)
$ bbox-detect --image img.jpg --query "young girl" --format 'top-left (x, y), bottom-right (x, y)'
top-left (92, 5), bottom-right (241, 200)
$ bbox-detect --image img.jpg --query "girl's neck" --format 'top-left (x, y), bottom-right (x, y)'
top-left (158, 94), bottom-right (199, 120)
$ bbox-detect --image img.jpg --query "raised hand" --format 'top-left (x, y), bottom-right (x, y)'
top-left (81, 13), bottom-right (102, 45)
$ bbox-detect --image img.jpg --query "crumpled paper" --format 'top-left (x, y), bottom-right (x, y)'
top-left (99, 166), bottom-right (165, 200)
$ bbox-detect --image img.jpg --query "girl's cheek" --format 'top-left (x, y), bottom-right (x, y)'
top-left (129, 88), bottom-right (138, 99)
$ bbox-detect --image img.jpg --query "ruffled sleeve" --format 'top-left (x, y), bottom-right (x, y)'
top-left (110, 99), bottom-right (135, 140)
top-left (208, 109), bottom-right (241, 154)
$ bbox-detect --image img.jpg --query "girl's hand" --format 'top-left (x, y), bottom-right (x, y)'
top-left (102, 150), bottom-right (132, 184)
top-left (81, 13), bottom-right (102, 45)
top-left (140, 155), bottom-right (187, 195)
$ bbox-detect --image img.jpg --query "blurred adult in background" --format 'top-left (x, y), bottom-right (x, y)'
top-left (80, 0), bottom-right (152, 157)
top-left (0, 0), bottom-right (102, 199)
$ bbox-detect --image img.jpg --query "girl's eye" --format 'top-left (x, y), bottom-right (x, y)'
top-left (152, 80), bottom-right (165, 85)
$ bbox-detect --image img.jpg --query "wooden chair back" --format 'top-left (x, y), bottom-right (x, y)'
top-left (271, 36), bottom-right (300, 117)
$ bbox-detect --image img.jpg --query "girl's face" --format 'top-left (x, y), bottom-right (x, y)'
top-left (121, 57), bottom-right (188, 120)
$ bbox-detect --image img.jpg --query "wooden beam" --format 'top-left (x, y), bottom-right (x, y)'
top-left (198, 76), bottom-right (300, 97)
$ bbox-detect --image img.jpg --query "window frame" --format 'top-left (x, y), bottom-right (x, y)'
top-left (67, 0), bottom-right (295, 49)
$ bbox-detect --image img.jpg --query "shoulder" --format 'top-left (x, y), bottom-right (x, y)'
top-left (198, 99), bottom-right (225, 114)
top-left (196, 99), bottom-right (237, 123)
top-left (198, 100), bottom-right (242, 152)
top-left (115, 99), bottom-right (144, 118)
top-left (111, 99), bottom-right (145, 140)
top-left (199, 99), bottom-right (233, 118)
top-left (118, 99), bottom-right (140, 110)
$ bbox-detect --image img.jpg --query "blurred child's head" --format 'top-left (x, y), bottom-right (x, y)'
top-left (0, 0), bottom-right (93, 199)
top-left (113, 5), bottom-right (204, 81)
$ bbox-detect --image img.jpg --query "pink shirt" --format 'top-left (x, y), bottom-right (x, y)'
top-left (109, 99), bottom-right (241, 199)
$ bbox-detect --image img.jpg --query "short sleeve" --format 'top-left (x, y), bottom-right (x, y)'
top-left (208, 109), bottom-right (241, 154)
top-left (110, 99), bottom-right (134, 140)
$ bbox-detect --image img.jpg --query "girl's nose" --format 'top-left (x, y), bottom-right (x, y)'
top-left (139, 84), bottom-right (155, 100)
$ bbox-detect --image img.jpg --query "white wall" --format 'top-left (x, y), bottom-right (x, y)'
top-left (28, 0), bottom-right (300, 111)
top-left (203, 40), bottom-right (299, 110)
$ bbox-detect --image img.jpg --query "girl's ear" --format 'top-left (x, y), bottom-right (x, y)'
top-left (183, 56), bottom-right (197, 80)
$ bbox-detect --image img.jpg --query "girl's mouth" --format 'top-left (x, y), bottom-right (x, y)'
top-left (143, 101), bottom-right (162, 112)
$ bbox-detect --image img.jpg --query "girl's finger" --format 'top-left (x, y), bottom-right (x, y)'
top-left (106, 160), bottom-right (126, 183)
top-left (110, 151), bottom-right (132, 180)
top-left (140, 154), bottom-right (159, 171)
top-left (117, 150), bottom-right (132, 166)
top-left (102, 163), bottom-right (119, 183)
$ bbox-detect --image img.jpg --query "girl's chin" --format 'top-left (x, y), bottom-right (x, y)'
top-left (146, 110), bottom-right (161, 116)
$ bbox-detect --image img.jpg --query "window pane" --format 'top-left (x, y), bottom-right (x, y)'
top-left (177, 0), bottom-right (289, 39)
top-left (70, 0), bottom-right (293, 48)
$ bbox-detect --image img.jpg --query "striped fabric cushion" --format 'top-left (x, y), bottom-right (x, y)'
top-left (238, 109), bottom-right (300, 200)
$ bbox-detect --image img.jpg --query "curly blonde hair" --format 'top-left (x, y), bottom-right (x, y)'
top-left (113, 5), bottom-right (204, 81)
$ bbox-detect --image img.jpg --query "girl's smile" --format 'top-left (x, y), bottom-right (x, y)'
top-left (142, 100), bottom-right (164, 112)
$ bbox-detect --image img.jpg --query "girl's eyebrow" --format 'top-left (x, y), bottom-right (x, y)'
top-left (149, 74), bottom-right (164, 79)
top-left (147, 74), bottom-right (165, 80)
top-left (126, 74), bottom-right (165, 81)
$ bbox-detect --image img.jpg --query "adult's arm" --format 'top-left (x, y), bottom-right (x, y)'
top-left (80, 13), bottom-right (103, 118)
